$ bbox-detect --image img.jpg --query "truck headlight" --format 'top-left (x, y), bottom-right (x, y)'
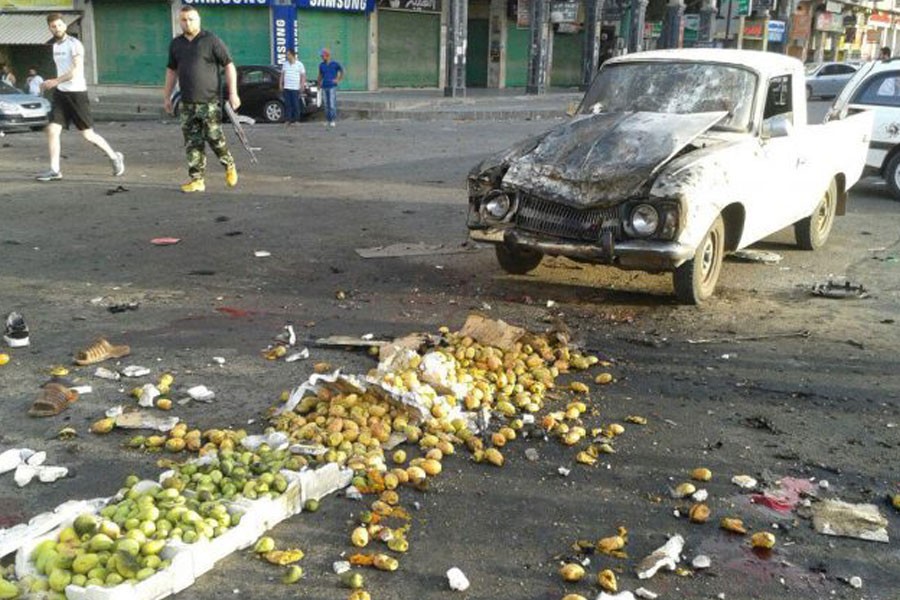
top-left (482, 191), bottom-right (512, 220)
top-left (630, 204), bottom-right (659, 236)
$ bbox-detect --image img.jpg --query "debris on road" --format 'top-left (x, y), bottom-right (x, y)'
top-left (691, 555), bottom-right (711, 569)
top-left (186, 385), bottom-right (215, 402)
top-left (355, 241), bottom-right (478, 259)
top-left (73, 338), bottom-right (131, 366)
top-left (28, 383), bottom-right (79, 417)
top-left (730, 249), bottom-right (783, 264)
top-left (0, 449), bottom-right (68, 487)
top-left (636, 535), bottom-right (684, 579)
top-left (731, 475), bottom-right (758, 489)
top-left (446, 567), bottom-right (469, 591)
top-left (121, 365), bottom-right (151, 378)
top-left (150, 237), bottom-right (181, 246)
top-left (811, 280), bottom-right (869, 299)
top-left (811, 500), bottom-right (889, 543)
top-left (93, 366), bottom-right (120, 380)
top-left (3, 311), bottom-right (30, 348)
top-left (686, 330), bottom-right (809, 344)
top-left (750, 531), bottom-right (776, 549)
top-left (634, 588), bottom-right (659, 599)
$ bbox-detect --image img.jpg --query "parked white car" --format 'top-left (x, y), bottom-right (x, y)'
top-left (467, 49), bottom-right (873, 303)
top-left (826, 58), bottom-right (900, 199)
top-left (805, 61), bottom-right (859, 100)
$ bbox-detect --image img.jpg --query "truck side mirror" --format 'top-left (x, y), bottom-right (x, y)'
top-left (761, 114), bottom-right (792, 139)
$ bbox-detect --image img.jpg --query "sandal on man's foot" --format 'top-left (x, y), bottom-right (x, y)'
top-left (74, 338), bottom-right (131, 366)
top-left (28, 383), bottom-right (79, 417)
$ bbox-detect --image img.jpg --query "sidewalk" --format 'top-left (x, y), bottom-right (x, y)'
top-left (88, 85), bottom-right (584, 122)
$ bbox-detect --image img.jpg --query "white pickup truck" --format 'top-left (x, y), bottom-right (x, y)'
top-left (466, 49), bottom-right (873, 303)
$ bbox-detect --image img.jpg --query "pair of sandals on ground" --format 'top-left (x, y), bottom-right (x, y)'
top-left (28, 338), bottom-right (130, 417)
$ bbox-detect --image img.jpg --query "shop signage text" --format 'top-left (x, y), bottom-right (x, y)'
top-left (183, 0), bottom-right (270, 5)
top-left (377, 0), bottom-right (441, 12)
top-left (296, 0), bottom-right (375, 12)
top-left (742, 19), bottom-right (785, 42)
top-left (271, 4), bottom-right (297, 64)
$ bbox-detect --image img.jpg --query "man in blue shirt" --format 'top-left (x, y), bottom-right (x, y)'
top-left (316, 48), bottom-right (343, 127)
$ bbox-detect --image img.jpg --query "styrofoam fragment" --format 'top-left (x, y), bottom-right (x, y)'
top-left (637, 535), bottom-right (684, 580)
top-left (241, 432), bottom-right (290, 452)
top-left (635, 588), bottom-right (658, 600)
top-left (37, 465), bottom-right (68, 483)
top-left (94, 367), bottom-right (121, 380)
top-left (732, 475), bottom-right (758, 489)
top-left (333, 561), bottom-right (351, 574)
top-left (447, 567), bottom-right (470, 591)
top-left (598, 592), bottom-right (636, 600)
top-left (0, 498), bottom-right (107, 560)
top-left (0, 448), bottom-right (28, 474)
top-left (121, 365), bottom-right (151, 378)
top-left (26, 451), bottom-right (47, 466)
top-left (14, 464), bottom-right (37, 487)
top-left (186, 385), bottom-right (215, 402)
top-left (299, 463), bottom-right (353, 504)
top-left (139, 384), bottom-right (161, 408)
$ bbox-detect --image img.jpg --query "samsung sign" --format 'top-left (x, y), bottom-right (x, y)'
top-left (296, 0), bottom-right (376, 12)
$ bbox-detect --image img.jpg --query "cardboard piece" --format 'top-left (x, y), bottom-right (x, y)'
top-left (458, 314), bottom-right (526, 352)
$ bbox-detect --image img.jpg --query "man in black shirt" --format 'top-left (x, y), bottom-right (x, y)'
top-left (163, 5), bottom-right (240, 193)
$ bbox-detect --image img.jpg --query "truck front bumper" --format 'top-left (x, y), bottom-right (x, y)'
top-left (470, 228), bottom-right (695, 271)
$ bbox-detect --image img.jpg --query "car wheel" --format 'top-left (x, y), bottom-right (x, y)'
top-left (495, 244), bottom-right (543, 275)
top-left (884, 152), bottom-right (900, 201)
top-left (263, 100), bottom-right (284, 123)
top-left (794, 178), bottom-right (837, 250)
top-left (673, 215), bottom-right (724, 305)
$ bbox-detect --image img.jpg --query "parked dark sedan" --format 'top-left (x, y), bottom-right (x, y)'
top-left (171, 64), bottom-right (319, 123)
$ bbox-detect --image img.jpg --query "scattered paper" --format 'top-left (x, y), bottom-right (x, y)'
top-left (812, 500), bottom-right (889, 543)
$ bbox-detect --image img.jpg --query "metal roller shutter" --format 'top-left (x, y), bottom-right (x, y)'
top-left (93, 0), bottom-right (170, 85)
top-left (298, 11), bottom-right (368, 91)
top-left (378, 11), bottom-right (439, 88)
top-left (551, 31), bottom-right (583, 87)
top-left (194, 6), bottom-right (271, 68)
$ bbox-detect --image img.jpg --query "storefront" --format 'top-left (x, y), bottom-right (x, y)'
top-left (296, 0), bottom-right (372, 91)
top-left (0, 1), bottom-right (79, 86)
top-left (92, 0), bottom-right (170, 85)
top-left (377, 0), bottom-right (441, 88)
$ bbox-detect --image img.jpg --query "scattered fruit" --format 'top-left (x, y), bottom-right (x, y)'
top-left (559, 563), bottom-right (585, 582)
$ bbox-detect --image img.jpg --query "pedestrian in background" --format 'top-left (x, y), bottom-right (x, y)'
top-left (26, 67), bottom-right (44, 96)
top-left (880, 46), bottom-right (891, 61)
top-left (36, 13), bottom-right (124, 182)
top-left (1, 64), bottom-right (17, 87)
top-left (163, 5), bottom-right (240, 193)
top-left (317, 48), bottom-right (343, 128)
top-left (280, 49), bottom-right (306, 126)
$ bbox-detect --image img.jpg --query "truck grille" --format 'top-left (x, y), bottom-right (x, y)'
top-left (515, 193), bottom-right (618, 242)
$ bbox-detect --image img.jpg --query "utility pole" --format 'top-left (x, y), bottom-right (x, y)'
top-left (581, 0), bottom-right (606, 89)
top-left (444, 0), bottom-right (467, 97)
top-left (526, 0), bottom-right (551, 95)
top-left (660, 0), bottom-right (686, 49)
top-left (629, 0), bottom-right (649, 53)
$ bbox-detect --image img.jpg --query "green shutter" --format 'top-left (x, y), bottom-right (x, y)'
top-left (506, 24), bottom-right (529, 88)
top-left (93, 0), bottom-right (170, 85)
top-left (298, 11), bottom-right (368, 91)
top-left (551, 31), bottom-right (583, 87)
top-left (378, 11), bottom-right (439, 88)
top-left (466, 19), bottom-right (489, 87)
top-left (195, 7), bottom-right (271, 67)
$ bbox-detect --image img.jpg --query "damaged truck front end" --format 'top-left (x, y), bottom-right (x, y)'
top-left (466, 54), bottom-right (763, 304)
top-left (467, 111), bottom-right (727, 282)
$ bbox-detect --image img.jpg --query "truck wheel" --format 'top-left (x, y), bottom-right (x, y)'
top-left (263, 100), bottom-right (284, 123)
top-left (673, 215), bottom-right (724, 304)
top-left (794, 178), bottom-right (837, 250)
top-left (884, 152), bottom-right (900, 200)
top-left (495, 244), bottom-right (543, 275)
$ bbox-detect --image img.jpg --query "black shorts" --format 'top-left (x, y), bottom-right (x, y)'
top-left (50, 90), bottom-right (94, 130)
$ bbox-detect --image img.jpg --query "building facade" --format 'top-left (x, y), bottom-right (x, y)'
top-left (3, 0), bottom-right (899, 94)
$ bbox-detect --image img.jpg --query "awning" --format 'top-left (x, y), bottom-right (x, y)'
top-left (0, 13), bottom-right (79, 45)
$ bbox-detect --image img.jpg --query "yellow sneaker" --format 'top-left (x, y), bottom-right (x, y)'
top-left (181, 179), bottom-right (205, 193)
top-left (225, 165), bottom-right (238, 187)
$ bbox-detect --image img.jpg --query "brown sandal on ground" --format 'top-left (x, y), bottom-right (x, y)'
top-left (28, 383), bottom-right (79, 417)
top-left (74, 338), bottom-right (131, 366)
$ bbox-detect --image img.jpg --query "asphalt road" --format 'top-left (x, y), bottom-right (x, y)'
top-left (0, 107), bottom-right (898, 600)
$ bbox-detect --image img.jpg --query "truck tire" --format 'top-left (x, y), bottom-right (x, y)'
top-left (673, 215), bottom-right (724, 304)
top-left (495, 244), bottom-right (543, 275)
top-left (884, 152), bottom-right (900, 201)
top-left (794, 178), bottom-right (837, 250)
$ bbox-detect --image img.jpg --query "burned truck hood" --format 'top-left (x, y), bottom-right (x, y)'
top-left (500, 110), bottom-right (727, 208)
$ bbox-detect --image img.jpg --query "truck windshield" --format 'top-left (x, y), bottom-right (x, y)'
top-left (580, 61), bottom-right (758, 132)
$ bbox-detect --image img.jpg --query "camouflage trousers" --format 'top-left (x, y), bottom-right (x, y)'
top-left (180, 101), bottom-right (235, 180)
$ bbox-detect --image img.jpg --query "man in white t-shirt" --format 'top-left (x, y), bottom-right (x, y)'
top-left (279, 49), bottom-right (306, 125)
top-left (26, 67), bottom-right (44, 96)
top-left (35, 12), bottom-right (124, 182)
